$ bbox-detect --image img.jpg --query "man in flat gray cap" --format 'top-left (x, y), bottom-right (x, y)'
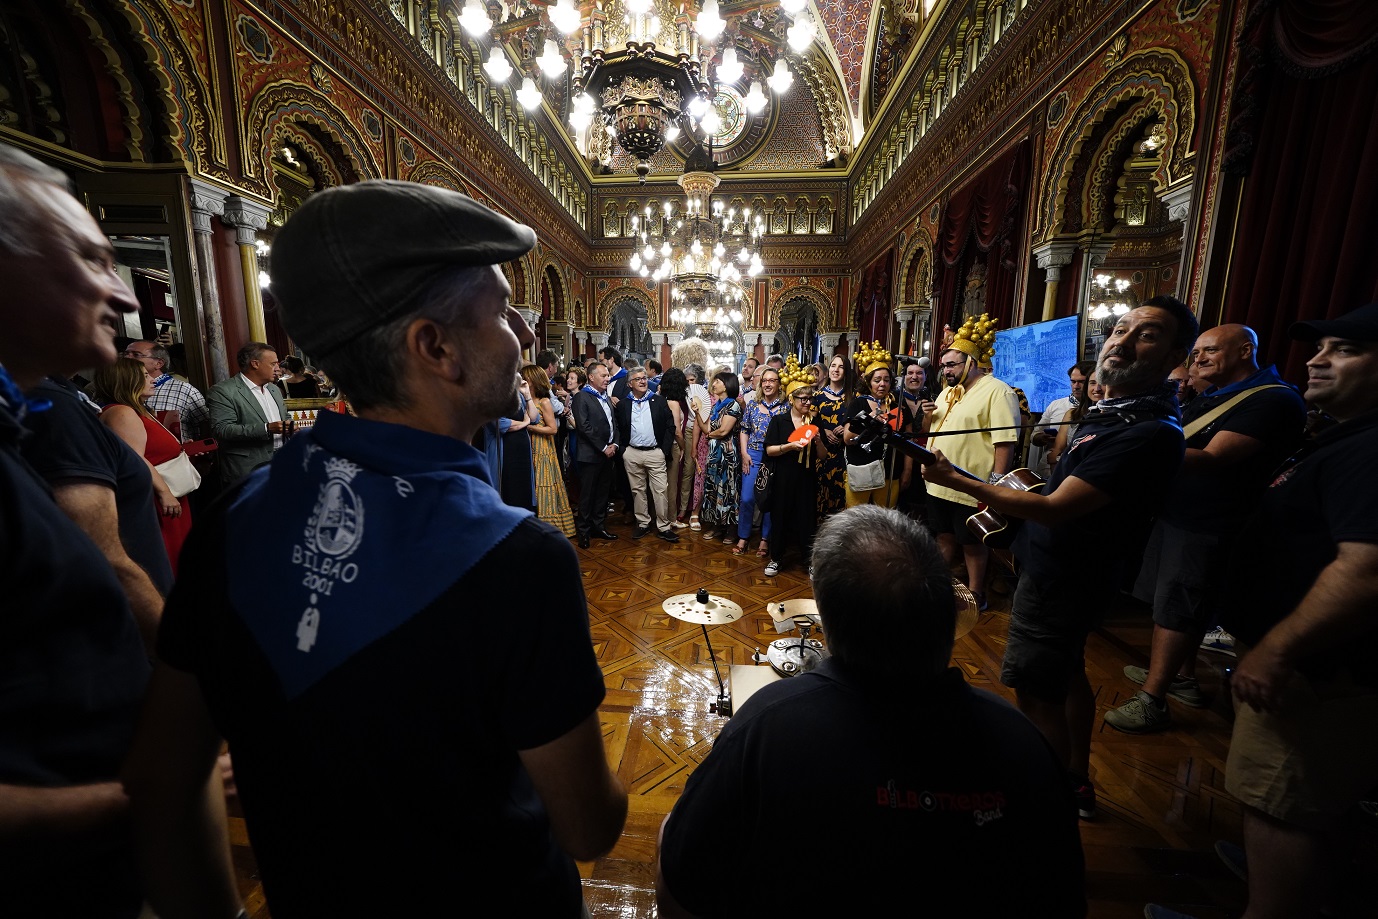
top-left (123, 180), bottom-right (627, 919)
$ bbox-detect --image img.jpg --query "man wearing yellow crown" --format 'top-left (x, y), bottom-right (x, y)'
top-left (918, 313), bottom-right (1022, 611)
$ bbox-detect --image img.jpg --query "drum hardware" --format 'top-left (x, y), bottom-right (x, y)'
top-left (662, 588), bottom-right (745, 716)
top-left (751, 600), bottom-right (829, 677)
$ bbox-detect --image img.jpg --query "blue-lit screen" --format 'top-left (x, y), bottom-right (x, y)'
top-left (990, 314), bottom-right (1081, 414)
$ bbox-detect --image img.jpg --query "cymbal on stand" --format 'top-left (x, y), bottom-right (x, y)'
top-left (765, 598), bottom-right (820, 625)
top-left (663, 592), bottom-right (745, 625)
top-left (952, 578), bottom-right (979, 640)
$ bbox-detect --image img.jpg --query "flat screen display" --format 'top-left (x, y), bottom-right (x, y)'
top-left (990, 314), bottom-right (1081, 414)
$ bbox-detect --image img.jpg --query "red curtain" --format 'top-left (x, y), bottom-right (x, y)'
top-left (933, 139), bottom-right (1032, 335)
top-left (1220, 0), bottom-right (1378, 384)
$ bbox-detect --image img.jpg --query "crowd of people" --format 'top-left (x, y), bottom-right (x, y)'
top-left (4, 147), bottom-right (1377, 919)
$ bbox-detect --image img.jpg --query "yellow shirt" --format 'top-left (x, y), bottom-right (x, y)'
top-left (926, 373), bottom-right (1020, 508)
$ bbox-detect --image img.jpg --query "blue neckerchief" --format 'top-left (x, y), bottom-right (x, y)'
top-left (226, 410), bottom-right (530, 699)
top-left (630, 391), bottom-right (655, 404)
top-left (1199, 364), bottom-right (1294, 399)
top-left (1088, 382), bottom-right (1182, 424)
top-left (153, 373), bottom-right (173, 388)
top-left (582, 384), bottom-right (610, 404)
top-left (901, 390), bottom-right (922, 404)
top-left (0, 364), bottom-right (52, 419)
top-left (710, 397), bottom-right (733, 424)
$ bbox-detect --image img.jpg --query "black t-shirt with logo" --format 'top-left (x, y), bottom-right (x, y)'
top-left (660, 662), bottom-right (1085, 917)
top-left (1222, 410), bottom-right (1378, 685)
top-left (1015, 411), bottom-right (1185, 598)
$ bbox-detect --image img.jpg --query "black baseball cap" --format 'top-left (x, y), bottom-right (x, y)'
top-left (270, 180), bottom-right (536, 357)
top-left (1290, 302), bottom-right (1378, 342)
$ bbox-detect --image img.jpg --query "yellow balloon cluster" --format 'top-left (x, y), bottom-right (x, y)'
top-left (854, 340), bottom-right (893, 377)
top-left (780, 355), bottom-right (815, 399)
top-left (949, 313), bottom-right (999, 367)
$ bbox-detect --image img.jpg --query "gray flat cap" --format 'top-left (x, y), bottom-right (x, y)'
top-left (270, 180), bottom-right (536, 357)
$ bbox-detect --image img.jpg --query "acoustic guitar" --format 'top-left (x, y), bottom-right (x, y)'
top-left (849, 408), bottom-right (1045, 545)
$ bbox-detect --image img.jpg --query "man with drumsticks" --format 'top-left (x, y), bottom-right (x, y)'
top-left (923, 295), bottom-right (1198, 820)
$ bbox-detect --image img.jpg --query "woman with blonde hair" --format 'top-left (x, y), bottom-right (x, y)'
top-left (91, 357), bottom-right (194, 574)
top-left (520, 364), bottom-right (576, 537)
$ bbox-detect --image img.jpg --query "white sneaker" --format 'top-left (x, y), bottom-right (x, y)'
top-left (763, 560), bottom-right (780, 577)
top-left (1200, 628), bottom-right (1237, 657)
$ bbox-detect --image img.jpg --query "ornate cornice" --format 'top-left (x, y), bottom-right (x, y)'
top-left (250, 0), bottom-right (589, 264)
top-left (848, 0), bottom-right (1154, 258)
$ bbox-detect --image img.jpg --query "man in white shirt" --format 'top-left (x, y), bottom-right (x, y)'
top-left (208, 341), bottom-right (286, 484)
top-left (1028, 361), bottom-right (1095, 479)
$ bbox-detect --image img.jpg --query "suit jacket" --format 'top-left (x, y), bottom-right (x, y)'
top-left (614, 393), bottom-right (674, 461)
top-left (208, 374), bottom-right (287, 484)
top-left (572, 389), bottom-right (621, 465)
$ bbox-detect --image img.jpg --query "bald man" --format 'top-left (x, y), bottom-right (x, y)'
top-left (1106, 324), bottom-right (1306, 734)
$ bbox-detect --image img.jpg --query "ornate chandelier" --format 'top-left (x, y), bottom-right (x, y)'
top-left (458, 0), bottom-right (811, 180)
top-left (629, 142), bottom-right (765, 314)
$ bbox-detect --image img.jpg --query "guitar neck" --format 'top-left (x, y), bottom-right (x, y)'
top-left (882, 433), bottom-right (986, 485)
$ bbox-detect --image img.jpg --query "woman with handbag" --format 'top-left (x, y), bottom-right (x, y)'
top-left (761, 359), bottom-right (827, 577)
top-left (92, 357), bottom-right (197, 575)
top-left (841, 342), bottom-right (913, 509)
top-left (698, 372), bottom-right (742, 541)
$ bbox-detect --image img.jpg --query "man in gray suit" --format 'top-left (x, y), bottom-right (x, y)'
top-left (208, 341), bottom-right (286, 484)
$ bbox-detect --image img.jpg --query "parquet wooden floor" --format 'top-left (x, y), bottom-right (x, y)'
top-left (224, 513), bottom-right (1366, 917)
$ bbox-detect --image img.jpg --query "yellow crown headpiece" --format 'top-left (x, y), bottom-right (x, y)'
top-left (780, 355), bottom-right (815, 399)
top-left (854, 340), bottom-right (893, 377)
top-left (946, 313), bottom-right (999, 368)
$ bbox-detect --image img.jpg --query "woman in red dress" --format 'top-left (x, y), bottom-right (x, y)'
top-left (92, 357), bottom-right (194, 575)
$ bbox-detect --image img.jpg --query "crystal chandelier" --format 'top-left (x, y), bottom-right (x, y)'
top-left (1088, 273), bottom-right (1134, 320)
top-left (628, 142), bottom-right (765, 315)
top-left (459, 0), bottom-right (809, 180)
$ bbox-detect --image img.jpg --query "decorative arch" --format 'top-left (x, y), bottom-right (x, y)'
top-left (898, 226), bottom-right (935, 304)
top-left (766, 282), bottom-right (834, 333)
top-left (540, 262), bottom-right (570, 321)
top-left (595, 283), bottom-right (656, 332)
top-left (510, 252), bottom-right (532, 307)
top-left (1037, 49), bottom-right (1196, 243)
top-left (246, 81), bottom-right (382, 190)
top-left (108, 0), bottom-right (220, 168)
top-left (408, 159), bottom-right (476, 195)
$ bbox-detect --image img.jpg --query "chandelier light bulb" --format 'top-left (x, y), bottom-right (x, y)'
top-left (780, 0), bottom-right (807, 14)
top-left (517, 77), bottom-right (542, 110)
top-left (550, 0), bottom-right (582, 33)
top-left (570, 109), bottom-right (592, 130)
top-left (742, 79), bottom-right (767, 114)
top-left (460, 0), bottom-right (491, 36)
top-left (769, 58), bottom-right (794, 93)
top-left (538, 39), bottom-right (567, 76)
top-left (660, 241), bottom-right (672, 257)
top-left (700, 109), bottom-right (722, 135)
top-left (630, 253), bottom-right (642, 271)
top-left (697, 0), bottom-right (725, 40)
top-left (787, 15), bottom-right (815, 52)
top-left (717, 46), bottom-right (743, 84)
top-left (688, 94), bottom-right (710, 119)
top-left (714, 242), bottom-right (725, 256)
top-left (666, 123), bottom-right (681, 142)
top-left (628, 0), bottom-right (652, 14)
top-left (483, 47), bottom-right (512, 82)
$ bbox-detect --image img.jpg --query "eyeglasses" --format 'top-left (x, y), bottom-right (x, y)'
top-left (938, 361), bottom-right (965, 370)
top-left (120, 350), bottom-right (152, 358)
top-left (792, 393), bottom-right (812, 401)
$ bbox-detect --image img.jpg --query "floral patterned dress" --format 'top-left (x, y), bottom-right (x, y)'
top-left (812, 384), bottom-right (849, 518)
top-left (699, 398), bottom-right (742, 530)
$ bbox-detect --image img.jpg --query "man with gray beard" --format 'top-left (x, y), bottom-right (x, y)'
top-left (925, 295), bottom-right (1198, 821)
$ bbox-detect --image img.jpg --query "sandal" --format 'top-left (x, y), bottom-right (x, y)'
top-left (755, 542), bottom-right (769, 558)
top-left (723, 536), bottom-right (736, 546)
top-left (730, 543), bottom-right (746, 556)
top-left (702, 529), bottom-right (718, 541)
top-left (689, 516), bottom-right (701, 531)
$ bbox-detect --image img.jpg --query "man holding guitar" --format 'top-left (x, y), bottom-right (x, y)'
top-left (923, 296), bottom-right (1198, 819)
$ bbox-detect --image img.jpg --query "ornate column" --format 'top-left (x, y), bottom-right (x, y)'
top-left (222, 196), bottom-right (273, 343)
top-left (1161, 181), bottom-right (1193, 296)
top-left (660, 331), bottom-right (682, 370)
top-left (819, 332), bottom-right (842, 356)
top-left (574, 329), bottom-right (589, 358)
top-left (894, 307), bottom-right (916, 357)
top-left (516, 308), bottom-right (541, 361)
top-left (188, 179), bottom-right (231, 382)
top-left (844, 332), bottom-right (860, 355)
top-left (1031, 241), bottom-right (1078, 323)
top-left (589, 331), bottom-right (609, 355)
